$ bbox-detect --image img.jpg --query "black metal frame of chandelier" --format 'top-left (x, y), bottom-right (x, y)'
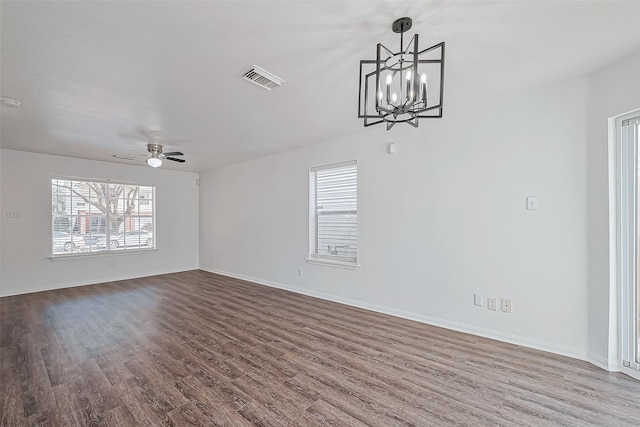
top-left (358, 41), bottom-right (445, 128)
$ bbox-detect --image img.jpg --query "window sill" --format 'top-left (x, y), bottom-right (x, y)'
top-left (306, 258), bottom-right (360, 270)
top-left (48, 248), bottom-right (157, 261)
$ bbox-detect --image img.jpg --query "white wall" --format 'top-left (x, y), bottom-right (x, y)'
top-left (0, 149), bottom-right (199, 296)
top-left (586, 48), bottom-right (640, 368)
top-left (200, 77), bottom-right (590, 359)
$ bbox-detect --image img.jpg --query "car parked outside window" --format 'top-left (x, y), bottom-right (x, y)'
top-left (96, 230), bottom-right (154, 249)
top-left (53, 231), bottom-right (86, 253)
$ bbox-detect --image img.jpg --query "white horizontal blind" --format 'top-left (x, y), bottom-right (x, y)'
top-left (310, 161), bottom-right (357, 264)
top-left (51, 177), bottom-right (155, 257)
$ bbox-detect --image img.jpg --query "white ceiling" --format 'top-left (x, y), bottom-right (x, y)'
top-left (2, 1), bottom-right (640, 172)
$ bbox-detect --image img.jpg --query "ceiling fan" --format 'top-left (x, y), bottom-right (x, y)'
top-left (114, 143), bottom-right (186, 168)
top-left (145, 143), bottom-right (185, 168)
top-left (114, 128), bottom-right (187, 168)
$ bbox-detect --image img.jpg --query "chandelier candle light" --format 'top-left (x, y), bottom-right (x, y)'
top-left (358, 17), bottom-right (445, 130)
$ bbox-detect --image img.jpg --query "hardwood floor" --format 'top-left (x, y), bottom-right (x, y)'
top-left (1, 270), bottom-right (640, 426)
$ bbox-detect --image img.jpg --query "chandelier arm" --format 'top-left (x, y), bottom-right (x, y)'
top-left (364, 118), bottom-right (385, 127)
top-left (416, 104), bottom-right (444, 114)
top-left (418, 41), bottom-right (445, 55)
top-left (375, 43), bottom-right (381, 111)
top-left (438, 42), bottom-right (446, 115)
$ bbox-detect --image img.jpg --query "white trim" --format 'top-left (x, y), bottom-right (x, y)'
top-left (309, 159), bottom-right (356, 172)
top-left (48, 248), bottom-right (158, 261)
top-left (587, 352), bottom-right (615, 371)
top-left (306, 258), bottom-right (360, 270)
top-left (0, 267), bottom-right (196, 297)
top-left (622, 366), bottom-right (640, 381)
top-left (612, 108), bottom-right (640, 380)
top-left (200, 267), bottom-right (589, 363)
top-left (608, 115), bottom-right (621, 369)
top-left (51, 174), bottom-right (156, 187)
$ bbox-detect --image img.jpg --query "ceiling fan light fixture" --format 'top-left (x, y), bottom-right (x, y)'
top-left (147, 157), bottom-right (162, 168)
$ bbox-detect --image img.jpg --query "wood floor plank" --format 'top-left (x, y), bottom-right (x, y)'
top-left (166, 403), bottom-right (205, 426)
top-left (180, 363), bottom-right (252, 411)
top-left (285, 372), bottom-right (397, 425)
top-left (0, 347), bottom-right (18, 386)
top-left (102, 405), bottom-right (138, 427)
top-left (19, 360), bottom-right (52, 419)
top-left (1, 269), bottom-right (640, 426)
top-left (237, 401), bottom-right (291, 427)
top-left (26, 409), bottom-right (56, 426)
top-left (305, 398), bottom-right (373, 427)
top-left (123, 357), bottom-right (188, 412)
top-left (173, 376), bottom-right (253, 426)
top-left (182, 340), bottom-right (244, 380)
top-left (0, 323), bottom-right (13, 349)
top-left (111, 378), bottom-right (174, 426)
top-left (0, 382), bottom-right (24, 427)
top-left (49, 382), bottom-right (99, 427)
top-left (94, 352), bottom-right (134, 387)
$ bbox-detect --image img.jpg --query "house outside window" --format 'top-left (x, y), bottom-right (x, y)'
top-left (51, 177), bottom-right (155, 256)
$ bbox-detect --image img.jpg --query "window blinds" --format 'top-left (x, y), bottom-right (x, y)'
top-left (310, 161), bottom-right (357, 264)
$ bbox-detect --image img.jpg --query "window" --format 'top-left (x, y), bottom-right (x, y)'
top-left (309, 161), bottom-right (358, 268)
top-left (51, 177), bottom-right (155, 257)
top-left (618, 112), bottom-right (640, 377)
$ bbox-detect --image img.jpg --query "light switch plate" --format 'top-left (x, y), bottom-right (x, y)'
top-left (526, 196), bottom-right (539, 210)
top-left (474, 293), bottom-right (484, 307)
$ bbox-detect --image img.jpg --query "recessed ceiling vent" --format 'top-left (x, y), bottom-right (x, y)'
top-left (242, 65), bottom-right (284, 91)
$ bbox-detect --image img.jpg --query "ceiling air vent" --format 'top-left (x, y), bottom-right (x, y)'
top-left (242, 65), bottom-right (284, 91)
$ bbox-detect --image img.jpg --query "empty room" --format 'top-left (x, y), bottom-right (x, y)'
top-left (2, 0), bottom-right (640, 425)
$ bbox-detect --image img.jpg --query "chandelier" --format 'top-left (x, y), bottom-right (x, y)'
top-left (358, 17), bottom-right (445, 130)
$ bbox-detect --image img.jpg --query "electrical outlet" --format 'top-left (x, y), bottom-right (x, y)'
top-left (526, 196), bottom-right (539, 210)
top-left (297, 267), bottom-right (302, 276)
top-left (5, 210), bottom-right (21, 218)
top-left (501, 298), bottom-right (512, 313)
top-left (487, 297), bottom-right (496, 311)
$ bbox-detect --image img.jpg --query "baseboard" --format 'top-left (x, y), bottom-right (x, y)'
top-left (200, 267), bottom-right (589, 363)
top-left (587, 352), bottom-right (614, 371)
top-left (0, 267), bottom-right (198, 297)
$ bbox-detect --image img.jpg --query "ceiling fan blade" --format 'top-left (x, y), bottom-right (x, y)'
top-left (114, 153), bottom-right (149, 160)
top-left (166, 157), bottom-right (186, 163)
top-left (162, 151), bottom-right (183, 156)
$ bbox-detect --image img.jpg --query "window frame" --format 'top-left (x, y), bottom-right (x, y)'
top-left (617, 112), bottom-right (640, 379)
top-left (50, 175), bottom-right (156, 259)
top-left (307, 160), bottom-right (359, 269)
